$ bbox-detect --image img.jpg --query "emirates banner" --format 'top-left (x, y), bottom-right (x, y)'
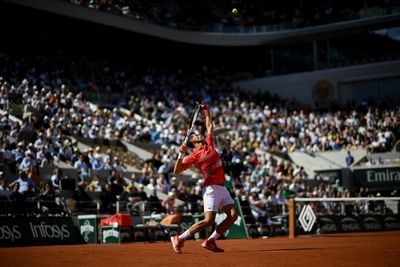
top-left (351, 166), bottom-right (400, 189)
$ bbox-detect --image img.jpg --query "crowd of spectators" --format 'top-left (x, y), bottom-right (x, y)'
top-left (68, 0), bottom-right (400, 31)
top-left (0, 42), bottom-right (399, 220)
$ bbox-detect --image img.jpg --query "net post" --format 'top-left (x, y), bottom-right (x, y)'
top-left (288, 198), bottom-right (296, 238)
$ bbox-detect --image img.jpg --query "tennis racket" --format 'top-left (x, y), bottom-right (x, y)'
top-left (183, 103), bottom-right (201, 145)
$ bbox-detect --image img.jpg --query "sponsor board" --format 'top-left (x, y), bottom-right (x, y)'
top-left (102, 229), bottom-right (119, 243)
top-left (384, 216), bottom-right (400, 230)
top-left (0, 217), bottom-right (83, 247)
top-left (0, 225), bottom-right (22, 243)
top-left (363, 217), bottom-right (382, 231)
top-left (318, 217), bottom-right (337, 233)
top-left (340, 217), bottom-right (361, 232)
top-left (298, 205), bottom-right (316, 232)
top-left (80, 220), bottom-right (95, 243)
top-left (29, 221), bottom-right (71, 240)
top-left (352, 166), bottom-right (400, 189)
top-left (296, 214), bottom-right (400, 235)
top-left (101, 226), bottom-right (131, 243)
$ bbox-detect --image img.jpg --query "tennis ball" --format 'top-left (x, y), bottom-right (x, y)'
top-left (232, 8), bottom-right (238, 15)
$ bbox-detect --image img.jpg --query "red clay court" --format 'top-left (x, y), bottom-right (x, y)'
top-left (1, 231), bottom-right (399, 267)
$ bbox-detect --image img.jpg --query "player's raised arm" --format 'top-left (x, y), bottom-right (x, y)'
top-left (197, 101), bottom-right (213, 136)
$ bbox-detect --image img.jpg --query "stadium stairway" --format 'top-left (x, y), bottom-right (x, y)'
top-left (288, 149), bottom-right (367, 178)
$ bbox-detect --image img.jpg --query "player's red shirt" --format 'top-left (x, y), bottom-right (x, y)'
top-left (181, 134), bottom-right (225, 187)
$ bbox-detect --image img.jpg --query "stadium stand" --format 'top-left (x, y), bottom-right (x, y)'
top-left (0, 0), bottom-right (399, 243)
top-left (67, 0), bottom-right (400, 31)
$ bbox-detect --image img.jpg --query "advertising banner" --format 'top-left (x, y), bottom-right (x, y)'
top-left (296, 214), bottom-right (400, 235)
top-left (0, 217), bottom-right (84, 247)
top-left (352, 166), bottom-right (400, 189)
top-left (314, 169), bottom-right (342, 184)
top-left (101, 226), bottom-right (131, 243)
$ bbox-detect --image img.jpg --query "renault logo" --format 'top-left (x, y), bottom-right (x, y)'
top-left (298, 205), bottom-right (316, 232)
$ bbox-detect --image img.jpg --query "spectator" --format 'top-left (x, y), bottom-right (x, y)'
top-left (162, 191), bottom-right (176, 215)
top-left (147, 177), bottom-right (160, 192)
top-left (27, 165), bottom-right (41, 187)
top-left (10, 170), bottom-right (37, 194)
top-left (101, 183), bottom-right (117, 213)
top-left (148, 189), bottom-right (164, 214)
top-left (91, 155), bottom-right (104, 171)
top-left (0, 178), bottom-right (11, 200)
top-left (86, 173), bottom-right (103, 192)
top-left (248, 187), bottom-right (267, 221)
top-left (1, 143), bottom-right (13, 163)
top-left (18, 119), bottom-right (35, 143)
top-left (110, 177), bottom-right (125, 198)
top-left (156, 173), bottom-right (170, 194)
top-left (74, 154), bottom-right (90, 181)
top-left (112, 156), bottom-right (125, 173)
top-left (127, 184), bottom-right (149, 214)
top-left (39, 181), bottom-right (56, 202)
top-left (50, 167), bottom-right (63, 189)
top-left (107, 169), bottom-right (120, 184)
top-left (33, 132), bottom-right (46, 149)
top-left (169, 176), bottom-right (179, 191)
top-left (345, 151), bottom-right (354, 166)
top-left (9, 182), bottom-right (25, 203)
top-left (12, 142), bottom-right (26, 164)
top-left (187, 186), bottom-right (203, 214)
top-left (23, 183), bottom-right (37, 200)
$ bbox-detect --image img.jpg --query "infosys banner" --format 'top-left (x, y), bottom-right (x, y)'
top-left (352, 166), bottom-right (400, 189)
top-left (0, 217), bottom-right (84, 247)
top-left (296, 214), bottom-right (400, 235)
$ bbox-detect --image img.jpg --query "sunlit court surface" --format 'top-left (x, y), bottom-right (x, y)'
top-left (1, 231), bottom-right (399, 267)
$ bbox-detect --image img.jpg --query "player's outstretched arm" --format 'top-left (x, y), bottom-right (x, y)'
top-left (173, 144), bottom-right (188, 174)
top-left (197, 101), bottom-right (213, 135)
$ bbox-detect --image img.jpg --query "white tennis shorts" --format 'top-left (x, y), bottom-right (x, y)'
top-left (203, 185), bottom-right (234, 212)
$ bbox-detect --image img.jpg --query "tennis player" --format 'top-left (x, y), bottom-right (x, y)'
top-left (170, 102), bottom-right (238, 253)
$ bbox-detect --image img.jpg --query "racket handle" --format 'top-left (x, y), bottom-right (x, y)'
top-left (178, 152), bottom-right (185, 160)
top-left (183, 136), bottom-right (189, 145)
